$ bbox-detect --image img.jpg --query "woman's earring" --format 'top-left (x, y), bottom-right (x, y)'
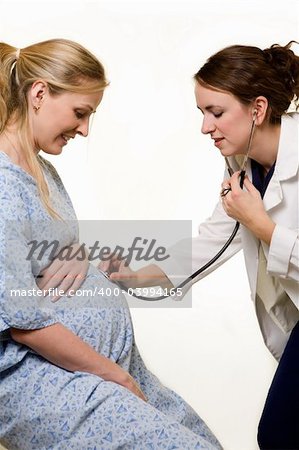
top-left (33, 105), bottom-right (40, 112)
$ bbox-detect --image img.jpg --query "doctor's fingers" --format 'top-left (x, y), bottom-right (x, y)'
top-left (98, 259), bottom-right (110, 272)
top-left (221, 170), bottom-right (242, 192)
top-left (221, 178), bottom-right (231, 189)
top-left (243, 176), bottom-right (259, 193)
top-left (98, 253), bottom-right (123, 273)
top-left (229, 171), bottom-right (244, 191)
top-left (109, 260), bottom-right (134, 280)
top-left (220, 178), bottom-right (232, 197)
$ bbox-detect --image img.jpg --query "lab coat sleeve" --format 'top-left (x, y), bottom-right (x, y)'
top-left (157, 199), bottom-right (243, 288)
top-left (267, 224), bottom-right (299, 282)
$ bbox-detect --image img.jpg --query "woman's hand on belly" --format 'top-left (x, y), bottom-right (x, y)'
top-left (37, 242), bottom-right (89, 301)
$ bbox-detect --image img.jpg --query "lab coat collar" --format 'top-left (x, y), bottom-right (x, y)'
top-left (228, 112), bottom-right (298, 179)
top-left (275, 112), bottom-right (299, 181)
top-left (262, 112), bottom-right (298, 211)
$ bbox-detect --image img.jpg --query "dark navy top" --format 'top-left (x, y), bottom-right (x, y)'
top-left (251, 159), bottom-right (276, 198)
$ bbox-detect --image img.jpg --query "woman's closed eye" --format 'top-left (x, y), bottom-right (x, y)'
top-left (75, 110), bottom-right (88, 119)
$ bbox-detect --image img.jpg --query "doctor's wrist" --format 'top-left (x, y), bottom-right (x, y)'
top-left (134, 264), bottom-right (173, 289)
top-left (247, 214), bottom-right (276, 246)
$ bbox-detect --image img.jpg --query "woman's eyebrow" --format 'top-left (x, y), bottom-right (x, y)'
top-left (78, 104), bottom-right (96, 113)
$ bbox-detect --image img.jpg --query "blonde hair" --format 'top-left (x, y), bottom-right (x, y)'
top-left (0, 38), bottom-right (108, 217)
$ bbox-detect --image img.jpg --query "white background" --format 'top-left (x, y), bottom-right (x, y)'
top-left (1, 0), bottom-right (298, 448)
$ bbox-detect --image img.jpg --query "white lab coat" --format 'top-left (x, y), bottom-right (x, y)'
top-left (159, 112), bottom-right (299, 361)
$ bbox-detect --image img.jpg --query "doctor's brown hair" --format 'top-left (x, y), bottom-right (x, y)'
top-left (194, 41), bottom-right (299, 124)
top-left (0, 38), bottom-right (108, 217)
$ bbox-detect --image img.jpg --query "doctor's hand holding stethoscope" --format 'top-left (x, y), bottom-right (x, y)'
top-left (220, 169), bottom-right (275, 245)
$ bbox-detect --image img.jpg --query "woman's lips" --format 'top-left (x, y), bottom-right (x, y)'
top-left (60, 134), bottom-right (71, 145)
top-left (213, 138), bottom-right (224, 148)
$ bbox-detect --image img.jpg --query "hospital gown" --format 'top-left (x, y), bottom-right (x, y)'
top-left (0, 152), bottom-right (222, 450)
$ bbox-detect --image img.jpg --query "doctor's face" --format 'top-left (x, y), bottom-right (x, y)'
top-left (195, 81), bottom-right (254, 157)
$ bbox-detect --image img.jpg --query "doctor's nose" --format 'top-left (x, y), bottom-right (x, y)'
top-left (201, 116), bottom-right (216, 135)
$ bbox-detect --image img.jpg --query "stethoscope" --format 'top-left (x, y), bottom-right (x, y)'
top-left (100, 111), bottom-right (257, 301)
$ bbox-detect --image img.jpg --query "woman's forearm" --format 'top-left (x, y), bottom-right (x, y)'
top-left (11, 324), bottom-right (146, 400)
top-left (11, 324), bottom-right (129, 382)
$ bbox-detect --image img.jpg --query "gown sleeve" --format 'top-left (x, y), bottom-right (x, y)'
top-left (0, 171), bottom-right (59, 333)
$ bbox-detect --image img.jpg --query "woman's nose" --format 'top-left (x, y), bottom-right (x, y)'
top-left (201, 116), bottom-right (216, 134)
top-left (76, 119), bottom-right (89, 137)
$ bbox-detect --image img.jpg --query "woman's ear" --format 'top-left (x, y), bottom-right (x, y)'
top-left (29, 80), bottom-right (48, 111)
top-left (252, 96), bottom-right (269, 125)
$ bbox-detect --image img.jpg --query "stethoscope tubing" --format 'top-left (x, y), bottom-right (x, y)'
top-left (104, 117), bottom-right (256, 301)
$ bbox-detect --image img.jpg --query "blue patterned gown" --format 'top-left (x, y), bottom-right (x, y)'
top-left (0, 152), bottom-right (222, 450)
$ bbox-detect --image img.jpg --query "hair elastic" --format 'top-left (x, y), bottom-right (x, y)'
top-left (10, 48), bottom-right (21, 75)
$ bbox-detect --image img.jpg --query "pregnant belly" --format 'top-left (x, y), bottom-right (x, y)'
top-left (53, 266), bottom-right (133, 362)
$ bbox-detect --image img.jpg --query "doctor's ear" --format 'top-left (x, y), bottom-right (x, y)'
top-left (251, 96), bottom-right (269, 125)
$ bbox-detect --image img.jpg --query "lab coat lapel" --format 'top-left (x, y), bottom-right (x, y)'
top-left (262, 113), bottom-right (299, 212)
top-left (263, 174), bottom-right (283, 211)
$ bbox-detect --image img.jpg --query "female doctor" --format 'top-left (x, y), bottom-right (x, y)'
top-left (99, 41), bottom-right (299, 449)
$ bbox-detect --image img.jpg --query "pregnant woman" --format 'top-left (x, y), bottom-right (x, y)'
top-left (0, 38), bottom-right (221, 449)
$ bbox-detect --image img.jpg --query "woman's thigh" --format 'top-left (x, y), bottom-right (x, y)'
top-left (0, 356), bottom-right (219, 450)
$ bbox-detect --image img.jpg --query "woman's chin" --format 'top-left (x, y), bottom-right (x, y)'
top-left (219, 147), bottom-right (240, 158)
top-left (40, 146), bottom-right (64, 156)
